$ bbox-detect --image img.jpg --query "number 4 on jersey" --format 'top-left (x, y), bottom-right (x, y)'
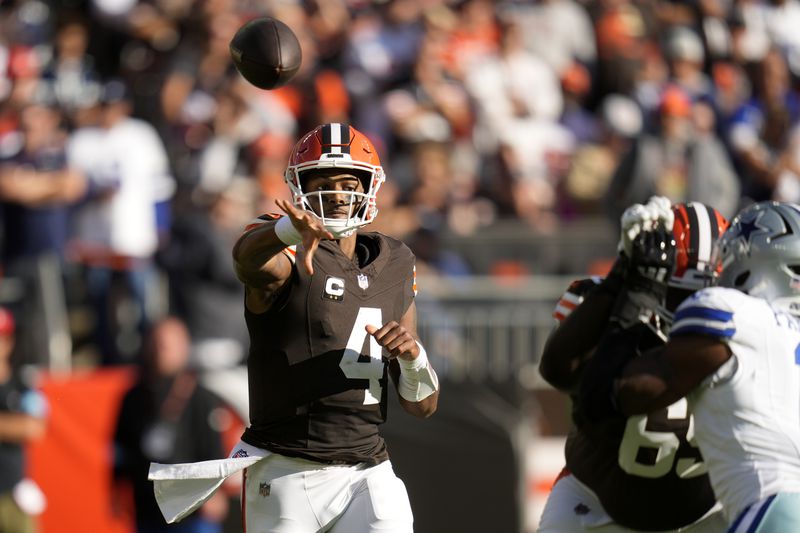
top-left (339, 307), bottom-right (385, 405)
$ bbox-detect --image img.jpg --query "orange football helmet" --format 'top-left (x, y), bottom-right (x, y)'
top-left (670, 202), bottom-right (729, 290)
top-left (284, 123), bottom-right (385, 237)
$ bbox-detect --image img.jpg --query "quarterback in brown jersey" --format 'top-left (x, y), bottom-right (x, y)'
top-left (538, 197), bottom-right (728, 532)
top-left (229, 123), bottom-right (439, 533)
top-left (147, 123), bottom-right (438, 531)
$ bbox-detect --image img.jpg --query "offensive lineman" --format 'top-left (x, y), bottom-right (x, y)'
top-left (584, 201), bottom-right (800, 531)
top-left (538, 196), bottom-right (729, 532)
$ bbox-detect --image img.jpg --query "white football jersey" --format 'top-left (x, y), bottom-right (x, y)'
top-left (670, 287), bottom-right (800, 522)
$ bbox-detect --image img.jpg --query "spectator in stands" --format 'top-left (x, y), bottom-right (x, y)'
top-left (727, 47), bottom-right (800, 202)
top-left (728, 0), bottom-right (771, 65)
top-left (112, 316), bottom-right (228, 533)
top-left (516, 0), bottom-right (597, 78)
top-left (72, 79), bottom-right (175, 365)
top-left (593, 0), bottom-right (656, 99)
top-left (0, 89), bottom-right (86, 366)
top-left (607, 85), bottom-right (740, 221)
top-left (0, 307), bottom-right (48, 533)
top-left (559, 62), bottom-right (602, 145)
top-left (562, 94), bottom-right (643, 215)
top-left (466, 18), bottom-right (572, 228)
top-left (341, 0), bottom-right (425, 148)
top-left (664, 26), bottom-right (714, 101)
top-left (41, 12), bottom-right (100, 113)
top-left (159, 3), bottom-right (241, 132)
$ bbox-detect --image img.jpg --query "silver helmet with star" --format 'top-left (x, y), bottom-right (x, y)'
top-left (711, 201), bottom-right (800, 315)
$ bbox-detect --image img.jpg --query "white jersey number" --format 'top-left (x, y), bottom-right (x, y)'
top-left (339, 307), bottom-right (385, 405)
top-left (618, 398), bottom-right (707, 479)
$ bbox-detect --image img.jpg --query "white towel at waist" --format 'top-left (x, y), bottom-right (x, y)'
top-left (148, 440), bottom-right (270, 524)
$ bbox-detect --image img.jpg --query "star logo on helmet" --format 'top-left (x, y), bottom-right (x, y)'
top-left (733, 212), bottom-right (772, 255)
top-left (737, 217), bottom-right (762, 243)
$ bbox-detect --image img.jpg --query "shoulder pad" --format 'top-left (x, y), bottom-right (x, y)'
top-left (670, 287), bottom-right (739, 340)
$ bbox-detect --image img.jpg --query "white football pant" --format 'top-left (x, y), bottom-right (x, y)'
top-left (243, 453), bottom-right (413, 533)
top-left (538, 473), bottom-right (726, 533)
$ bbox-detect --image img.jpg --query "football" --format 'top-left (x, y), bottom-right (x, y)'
top-left (229, 17), bottom-right (302, 90)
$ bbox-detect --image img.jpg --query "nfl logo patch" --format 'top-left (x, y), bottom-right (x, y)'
top-left (259, 482), bottom-right (270, 497)
top-left (231, 448), bottom-right (249, 458)
top-left (358, 273), bottom-right (369, 289)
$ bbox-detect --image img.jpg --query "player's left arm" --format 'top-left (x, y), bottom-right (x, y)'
top-left (615, 334), bottom-right (732, 415)
top-left (367, 301), bottom-right (439, 418)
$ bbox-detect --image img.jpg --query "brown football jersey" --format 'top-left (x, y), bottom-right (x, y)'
top-left (556, 279), bottom-right (717, 530)
top-left (242, 232), bottom-right (416, 465)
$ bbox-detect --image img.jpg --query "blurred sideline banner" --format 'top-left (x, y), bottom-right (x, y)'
top-left (27, 367), bottom-right (245, 533)
top-left (28, 367), bottom-right (136, 533)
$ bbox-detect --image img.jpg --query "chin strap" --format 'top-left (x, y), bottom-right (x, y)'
top-left (397, 341), bottom-right (439, 402)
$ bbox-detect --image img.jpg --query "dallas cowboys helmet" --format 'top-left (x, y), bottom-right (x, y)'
top-left (712, 201), bottom-right (800, 314)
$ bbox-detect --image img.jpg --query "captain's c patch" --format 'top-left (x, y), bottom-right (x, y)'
top-left (323, 276), bottom-right (345, 302)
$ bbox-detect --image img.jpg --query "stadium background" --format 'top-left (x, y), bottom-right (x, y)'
top-left (0, 0), bottom-right (793, 530)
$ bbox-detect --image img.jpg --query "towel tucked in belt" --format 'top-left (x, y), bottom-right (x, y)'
top-left (148, 440), bottom-right (270, 523)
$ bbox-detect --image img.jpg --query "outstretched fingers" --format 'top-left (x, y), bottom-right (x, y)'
top-left (276, 198), bottom-right (300, 222)
top-left (275, 199), bottom-right (334, 276)
top-left (303, 236), bottom-right (319, 275)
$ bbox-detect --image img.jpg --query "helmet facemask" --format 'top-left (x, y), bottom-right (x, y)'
top-left (288, 167), bottom-right (383, 238)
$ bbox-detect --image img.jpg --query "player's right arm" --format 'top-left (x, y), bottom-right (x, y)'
top-left (614, 289), bottom-right (734, 415)
top-left (233, 198), bottom-right (333, 312)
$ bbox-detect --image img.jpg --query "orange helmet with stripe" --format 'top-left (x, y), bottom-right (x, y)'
top-left (284, 123), bottom-right (385, 237)
top-left (670, 202), bottom-right (729, 290)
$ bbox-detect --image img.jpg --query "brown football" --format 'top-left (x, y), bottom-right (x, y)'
top-left (229, 17), bottom-right (302, 90)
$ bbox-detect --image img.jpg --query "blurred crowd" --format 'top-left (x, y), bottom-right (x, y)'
top-left (0, 0), bottom-right (799, 366)
top-left (2, 1), bottom-right (799, 529)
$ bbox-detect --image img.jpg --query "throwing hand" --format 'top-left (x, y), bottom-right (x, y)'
top-left (276, 198), bottom-right (334, 275)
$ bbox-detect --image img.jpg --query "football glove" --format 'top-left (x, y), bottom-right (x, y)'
top-left (612, 225), bottom-right (676, 329)
top-left (618, 196), bottom-right (674, 257)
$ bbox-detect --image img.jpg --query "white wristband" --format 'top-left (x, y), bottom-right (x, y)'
top-left (274, 216), bottom-right (302, 245)
top-left (398, 341), bottom-right (439, 402)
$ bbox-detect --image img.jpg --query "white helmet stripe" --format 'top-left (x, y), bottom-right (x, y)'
top-left (689, 201), bottom-right (713, 270)
top-left (329, 123), bottom-right (342, 154)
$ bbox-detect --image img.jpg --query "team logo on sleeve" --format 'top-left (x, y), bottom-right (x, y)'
top-left (323, 276), bottom-right (345, 301)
